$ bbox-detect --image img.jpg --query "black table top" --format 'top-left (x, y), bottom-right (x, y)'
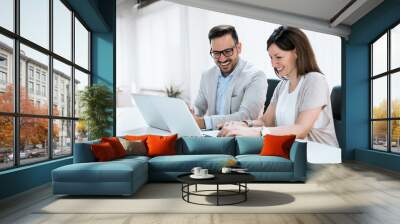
top-left (177, 172), bottom-right (255, 185)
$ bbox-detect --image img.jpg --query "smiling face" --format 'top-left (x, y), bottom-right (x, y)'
top-left (267, 43), bottom-right (298, 79)
top-left (210, 34), bottom-right (241, 75)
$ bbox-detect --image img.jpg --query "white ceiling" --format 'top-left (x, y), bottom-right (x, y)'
top-left (165, 0), bottom-right (384, 38)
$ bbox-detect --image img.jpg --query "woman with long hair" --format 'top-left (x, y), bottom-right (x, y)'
top-left (218, 26), bottom-right (338, 147)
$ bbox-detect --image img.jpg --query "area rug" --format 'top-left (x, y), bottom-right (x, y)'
top-left (37, 183), bottom-right (361, 214)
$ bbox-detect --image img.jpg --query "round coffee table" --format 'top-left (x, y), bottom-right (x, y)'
top-left (177, 172), bottom-right (255, 206)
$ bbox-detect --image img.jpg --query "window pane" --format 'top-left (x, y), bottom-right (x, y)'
top-left (20, 0), bottom-right (49, 49)
top-left (75, 18), bottom-right (89, 70)
top-left (0, 116), bottom-right (13, 170)
top-left (74, 69), bottom-right (89, 118)
top-left (53, 59), bottom-right (72, 117)
top-left (372, 33), bottom-right (387, 76)
top-left (53, 0), bottom-right (72, 60)
top-left (20, 117), bottom-right (49, 165)
top-left (391, 24), bottom-right (400, 70)
top-left (75, 120), bottom-right (88, 143)
top-left (53, 119), bottom-right (72, 158)
top-left (372, 77), bottom-right (387, 119)
top-left (0, 0), bottom-right (14, 31)
top-left (20, 44), bottom-right (49, 115)
top-left (391, 72), bottom-right (400, 118)
top-left (0, 35), bottom-right (14, 112)
top-left (372, 121), bottom-right (388, 151)
top-left (391, 120), bottom-right (400, 153)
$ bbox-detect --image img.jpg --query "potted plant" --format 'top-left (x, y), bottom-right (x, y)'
top-left (165, 84), bottom-right (182, 98)
top-left (79, 84), bottom-right (113, 140)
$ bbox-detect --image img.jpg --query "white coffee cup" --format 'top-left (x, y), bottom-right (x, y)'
top-left (191, 167), bottom-right (202, 176)
top-left (199, 169), bottom-right (208, 176)
top-left (221, 167), bottom-right (232, 174)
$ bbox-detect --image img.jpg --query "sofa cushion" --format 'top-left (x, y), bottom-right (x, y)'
top-left (147, 134), bottom-right (178, 157)
top-left (53, 158), bottom-right (147, 183)
top-left (74, 140), bottom-right (100, 163)
top-left (177, 137), bottom-right (235, 155)
top-left (236, 155), bottom-right (293, 172)
top-left (235, 137), bottom-right (263, 155)
top-left (260, 134), bottom-right (296, 159)
top-left (148, 154), bottom-right (235, 172)
top-left (118, 138), bottom-right (147, 156)
top-left (101, 137), bottom-right (127, 158)
top-left (91, 142), bottom-right (118, 161)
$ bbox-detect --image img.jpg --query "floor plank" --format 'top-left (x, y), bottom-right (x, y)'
top-left (1, 161), bottom-right (400, 224)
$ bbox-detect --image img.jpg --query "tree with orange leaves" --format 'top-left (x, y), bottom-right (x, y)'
top-left (0, 84), bottom-right (59, 151)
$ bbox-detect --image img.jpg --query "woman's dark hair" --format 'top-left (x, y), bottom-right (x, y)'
top-left (208, 25), bottom-right (239, 44)
top-left (267, 26), bottom-right (321, 76)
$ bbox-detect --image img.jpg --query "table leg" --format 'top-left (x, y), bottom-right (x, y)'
top-left (217, 184), bottom-right (219, 206)
top-left (245, 183), bottom-right (247, 201)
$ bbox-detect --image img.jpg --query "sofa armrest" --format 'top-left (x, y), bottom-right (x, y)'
top-left (73, 140), bottom-right (100, 163)
top-left (289, 141), bottom-right (307, 181)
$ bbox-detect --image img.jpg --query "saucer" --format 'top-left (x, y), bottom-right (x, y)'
top-left (190, 174), bottom-right (215, 179)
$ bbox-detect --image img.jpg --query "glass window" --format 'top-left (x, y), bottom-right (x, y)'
top-left (372, 121), bottom-right (388, 151)
top-left (372, 77), bottom-right (387, 119)
top-left (20, 0), bottom-right (49, 49)
top-left (372, 34), bottom-right (387, 76)
top-left (0, 54), bottom-right (7, 67)
top-left (36, 84), bottom-right (40, 95)
top-left (28, 67), bottom-right (34, 79)
top-left (0, 0), bottom-right (14, 31)
top-left (391, 120), bottom-right (400, 153)
top-left (0, 116), bottom-right (13, 170)
top-left (20, 44), bottom-right (49, 115)
top-left (53, 0), bottom-right (72, 60)
top-left (19, 117), bottom-right (49, 165)
top-left (53, 59), bottom-right (71, 117)
top-left (371, 25), bottom-right (400, 154)
top-left (75, 18), bottom-right (89, 70)
top-left (28, 81), bottom-right (34, 94)
top-left (74, 69), bottom-right (89, 118)
top-left (391, 24), bottom-right (400, 70)
top-left (0, 35), bottom-right (13, 113)
top-left (53, 119), bottom-right (72, 158)
top-left (75, 120), bottom-right (88, 143)
top-left (0, 0), bottom-right (92, 170)
top-left (391, 72), bottom-right (400, 118)
top-left (41, 85), bottom-right (46, 96)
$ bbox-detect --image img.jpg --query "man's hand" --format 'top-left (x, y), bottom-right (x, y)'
top-left (216, 121), bottom-right (247, 130)
top-left (194, 116), bottom-right (206, 129)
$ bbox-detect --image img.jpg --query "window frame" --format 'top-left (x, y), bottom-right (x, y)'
top-left (0, 0), bottom-right (92, 171)
top-left (370, 21), bottom-right (400, 154)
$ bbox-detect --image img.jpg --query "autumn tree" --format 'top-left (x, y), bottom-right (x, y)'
top-left (0, 84), bottom-right (60, 151)
top-left (372, 99), bottom-right (400, 143)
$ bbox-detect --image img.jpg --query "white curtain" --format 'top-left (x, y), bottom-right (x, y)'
top-left (116, 0), bottom-right (341, 135)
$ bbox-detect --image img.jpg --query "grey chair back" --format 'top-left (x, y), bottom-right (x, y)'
top-left (330, 86), bottom-right (342, 148)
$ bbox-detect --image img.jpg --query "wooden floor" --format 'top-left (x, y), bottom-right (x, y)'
top-left (1, 162), bottom-right (400, 224)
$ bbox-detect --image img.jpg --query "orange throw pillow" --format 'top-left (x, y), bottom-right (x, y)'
top-left (101, 137), bottom-right (127, 158)
top-left (146, 134), bottom-right (178, 157)
top-left (124, 135), bottom-right (150, 141)
top-left (259, 134), bottom-right (296, 159)
top-left (91, 142), bottom-right (117, 161)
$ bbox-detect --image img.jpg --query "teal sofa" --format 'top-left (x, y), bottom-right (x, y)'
top-left (52, 137), bottom-right (307, 196)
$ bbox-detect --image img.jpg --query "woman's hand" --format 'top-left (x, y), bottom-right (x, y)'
top-left (218, 123), bottom-right (261, 137)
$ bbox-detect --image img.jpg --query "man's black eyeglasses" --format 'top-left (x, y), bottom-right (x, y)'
top-left (210, 46), bottom-right (236, 59)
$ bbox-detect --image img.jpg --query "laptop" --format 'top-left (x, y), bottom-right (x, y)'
top-left (132, 94), bottom-right (219, 137)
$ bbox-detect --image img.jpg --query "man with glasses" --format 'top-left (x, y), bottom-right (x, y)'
top-left (193, 25), bottom-right (268, 130)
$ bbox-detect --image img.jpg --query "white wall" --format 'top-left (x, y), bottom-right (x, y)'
top-left (116, 0), bottom-right (342, 135)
